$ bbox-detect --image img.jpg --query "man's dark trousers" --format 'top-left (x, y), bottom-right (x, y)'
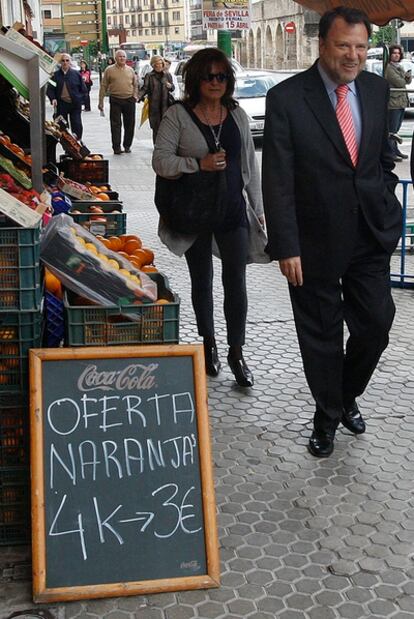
top-left (109, 96), bottom-right (136, 151)
top-left (288, 214), bottom-right (395, 434)
top-left (57, 100), bottom-right (83, 139)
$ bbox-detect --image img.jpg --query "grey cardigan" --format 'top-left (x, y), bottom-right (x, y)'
top-left (152, 103), bottom-right (269, 264)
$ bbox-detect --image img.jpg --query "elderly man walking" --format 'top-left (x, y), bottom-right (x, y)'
top-left (47, 53), bottom-right (87, 139)
top-left (98, 49), bottom-right (138, 154)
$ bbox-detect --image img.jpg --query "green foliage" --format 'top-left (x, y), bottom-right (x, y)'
top-left (371, 25), bottom-right (396, 46)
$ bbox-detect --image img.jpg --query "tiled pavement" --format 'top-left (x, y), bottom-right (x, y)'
top-left (1, 89), bottom-right (414, 619)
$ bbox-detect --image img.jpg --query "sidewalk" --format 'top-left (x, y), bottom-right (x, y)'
top-left (1, 90), bottom-right (414, 619)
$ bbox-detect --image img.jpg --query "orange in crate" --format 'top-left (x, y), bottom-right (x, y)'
top-left (45, 269), bottom-right (63, 299)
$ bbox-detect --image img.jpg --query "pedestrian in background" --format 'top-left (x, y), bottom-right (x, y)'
top-left (138, 55), bottom-right (174, 143)
top-left (80, 60), bottom-right (93, 112)
top-left (262, 6), bottom-right (402, 457)
top-left (164, 58), bottom-right (180, 100)
top-left (47, 52), bottom-right (87, 139)
top-left (153, 48), bottom-right (268, 387)
top-left (98, 49), bottom-right (138, 154)
top-left (384, 45), bottom-right (411, 161)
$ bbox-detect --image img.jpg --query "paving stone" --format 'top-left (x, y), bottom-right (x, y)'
top-left (335, 602), bottom-right (369, 618)
top-left (194, 601), bottom-right (224, 618)
top-left (226, 598), bottom-right (256, 615)
top-left (133, 609), bottom-right (163, 619)
top-left (165, 605), bottom-right (195, 619)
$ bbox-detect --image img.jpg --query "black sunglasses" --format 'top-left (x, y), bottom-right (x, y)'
top-left (202, 73), bottom-right (229, 83)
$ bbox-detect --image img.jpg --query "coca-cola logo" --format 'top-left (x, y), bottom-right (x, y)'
top-left (77, 363), bottom-right (158, 392)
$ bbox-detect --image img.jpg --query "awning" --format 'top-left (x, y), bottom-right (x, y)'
top-left (293, 1), bottom-right (414, 27)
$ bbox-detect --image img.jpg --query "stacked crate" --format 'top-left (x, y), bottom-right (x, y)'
top-left (0, 222), bottom-right (43, 544)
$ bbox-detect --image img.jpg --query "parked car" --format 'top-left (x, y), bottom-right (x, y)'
top-left (170, 57), bottom-right (245, 99)
top-left (234, 71), bottom-right (299, 138)
top-left (365, 58), bottom-right (414, 110)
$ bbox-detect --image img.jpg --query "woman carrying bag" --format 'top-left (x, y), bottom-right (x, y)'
top-left (152, 48), bottom-right (269, 387)
top-left (138, 56), bottom-right (174, 143)
top-left (80, 60), bottom-right (93, 112)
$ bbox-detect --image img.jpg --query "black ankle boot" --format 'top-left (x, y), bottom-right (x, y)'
top-left (203, 340), bottom-right (221, 377)
top-left (227, 348), bottom-right (254, 387)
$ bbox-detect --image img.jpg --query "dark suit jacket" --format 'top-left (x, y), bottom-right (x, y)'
top-left (47, 68), bottom-right (87, 108)
top-left (262, 62), bottom-right (403, 280)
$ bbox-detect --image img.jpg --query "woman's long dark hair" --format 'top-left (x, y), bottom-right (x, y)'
top-left (388, 45), bottom-right (404, 63)
top-left (80, 60), bottom-right (89, 71)
top-left (183, 48), bottom-right (238, 110)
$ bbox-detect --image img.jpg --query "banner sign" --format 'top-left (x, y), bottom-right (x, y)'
top-left (202, 0), bottom-right (251, 31)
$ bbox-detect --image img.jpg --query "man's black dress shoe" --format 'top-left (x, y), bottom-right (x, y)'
top-left (227, 355), bottom-right (254, 387)
top-left (308, 431), bottom-right (334, 457)
top-left (124, 147), bottom-right (132, 153)
top-left (342, 401), bottom-right (366, 434)
top-left (113, 148), bottom-right (124, 155)
top-left (204, 344), bottom-right (221, 377)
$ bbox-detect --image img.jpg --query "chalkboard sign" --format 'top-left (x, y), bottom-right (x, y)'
top-left (30, 344), bottom-right (219, 603)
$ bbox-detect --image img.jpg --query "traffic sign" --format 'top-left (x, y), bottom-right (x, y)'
top-left (80, 40), bottom-right (88, 46)
top-left (285, 21), bottom-right (296, 34)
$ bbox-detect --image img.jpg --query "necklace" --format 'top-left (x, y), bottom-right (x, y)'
top-left (200, 105), bottom-right (223, 150)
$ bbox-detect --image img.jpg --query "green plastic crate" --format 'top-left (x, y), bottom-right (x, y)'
top-left (0, 466), bottom-right (30, 545)
top-left (0, 393), bottom-right (29, 467)
top-left (0, 224), bottom-right (42, 311)
top-left (69, 201), bottom-right (126, 237)
top-left (0, 310), bottom-right (43, 391)
top-left (64, 272), bottom-right (179, 346)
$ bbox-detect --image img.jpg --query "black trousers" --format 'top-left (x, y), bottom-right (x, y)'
top-left (109, 96), bottom-right (136, 151)
top-left (185, 225), bottom-right (249, 347)
top-left (57, 100), bottom-right (83, 139)
top-left (289, 215), bottom-right (395, 434)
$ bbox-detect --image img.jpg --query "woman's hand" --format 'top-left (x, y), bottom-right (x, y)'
top-left (199, 150), bottom-right (226, 172)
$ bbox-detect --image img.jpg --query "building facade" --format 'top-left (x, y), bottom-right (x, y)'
top-left (233, 0), bottom-right (319, 70)
top-left (106, 0), bottom-right (189, 54)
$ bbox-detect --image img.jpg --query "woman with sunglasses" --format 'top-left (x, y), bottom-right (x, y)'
top-left (153, 48), bottom-right (268, 387)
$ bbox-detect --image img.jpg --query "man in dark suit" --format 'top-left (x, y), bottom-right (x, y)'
top-left (47, 53), bottom-right (87, 139)
top-left (262, 6), bottom-right (402, 457)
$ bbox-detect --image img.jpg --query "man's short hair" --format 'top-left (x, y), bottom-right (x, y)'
top-left (319, 6), bottom-right (372, 40)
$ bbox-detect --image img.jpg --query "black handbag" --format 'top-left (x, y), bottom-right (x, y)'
top-left (154, 104), bottom-right (227, 235)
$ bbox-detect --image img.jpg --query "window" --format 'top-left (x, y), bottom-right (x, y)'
top-left (173, 11), bottom-right (180, 20)
top-left (107, 16), bottom-right (111, 24)
top-left (145, 28), bottom-right (149, 34)
top-left (158, 28), bottom-right (163, 34)
top-left (144, 13), bottom-right (148, 21)
top-left (125, 14), bottom-right (130, 22)
top-left (132, 30), bottom-right (136, 35)
top-left (42, 10), bottom-right (52, 19)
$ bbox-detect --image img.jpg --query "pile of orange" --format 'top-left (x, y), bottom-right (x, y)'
top-left (96, 234), bottom-right (157, 272)
top-left (0, 326), bottom-right (19, 384)
top-left (0, 134), bottom-right (30, 164)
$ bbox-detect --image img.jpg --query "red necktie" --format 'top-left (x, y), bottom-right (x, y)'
top-left (335, 85), bottom-right (358, 167)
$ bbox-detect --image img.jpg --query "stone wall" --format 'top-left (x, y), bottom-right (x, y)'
top-left (233, 0), bottom-right (320, 70)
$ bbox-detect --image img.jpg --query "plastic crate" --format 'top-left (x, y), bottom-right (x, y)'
top-left (0, 224), bottom-right (42, 311)
top-left (0, 393), bottom-right (29, 467)
top-left (0, 466), bottom-right (30, 545)
top-left (59, 155), bottom-right (109, 184)
top-left (69, 201), bottom-right (126, 237)
top-left (0, 310), bottom-right (43, 391)
top-left (44, 292), bottom-right (64, 347)
top-left (64, 273), bottom-right (179, 346)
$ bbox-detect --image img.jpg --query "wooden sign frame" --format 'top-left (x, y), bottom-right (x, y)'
top-left (30, 344), bottom-right (220, 603)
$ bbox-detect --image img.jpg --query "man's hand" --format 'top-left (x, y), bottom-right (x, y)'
top-left (279, 256), bottom-right (303, 287)
top-left (51, 99), bottom-right (57, 107)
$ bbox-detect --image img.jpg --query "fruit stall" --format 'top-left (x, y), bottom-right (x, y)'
top-left (0, 32), bottom-right (180, 548)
